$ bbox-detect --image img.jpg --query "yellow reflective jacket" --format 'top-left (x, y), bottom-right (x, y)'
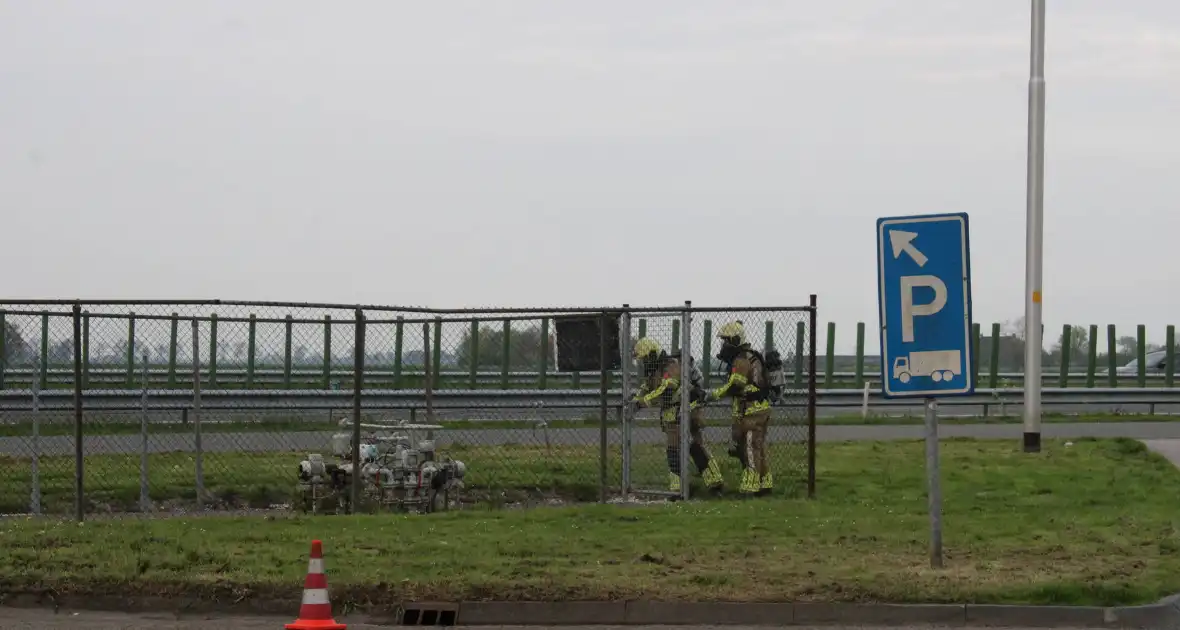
top-left (709, 347), bottom-right (770, 416)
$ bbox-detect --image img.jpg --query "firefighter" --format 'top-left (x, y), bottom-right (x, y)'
top-left (705, 322), bottom-right (773, 496)
top-left (631, 337), bottom-right (725, 495)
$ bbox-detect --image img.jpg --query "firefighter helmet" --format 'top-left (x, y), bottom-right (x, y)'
top-left (633, 337), bottom-right (660, 359)
top-left (717, 321), bottom-right (746, 345)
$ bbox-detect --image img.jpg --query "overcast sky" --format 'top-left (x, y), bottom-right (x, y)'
top-left (1, 0), bottom-right (1177, 353)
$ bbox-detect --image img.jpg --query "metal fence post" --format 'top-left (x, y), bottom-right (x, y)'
top-left (167, 313), bottom-right (178, 388)
top-left (82, 310), bottom-right (90, 389)
top-left (191, 319), bottom-right (205, 508)
top-left (0, 309), bottom-right (7, 390)
top-left (283, 315), bottom-right (293, 388)
top-left (599, 311), bottom-right (609, 504)
top-left (72, 302), bottom-right (84, 522)
top-left (324, 315), bottom-right (333, 389)
top-left (425, 320), bottom-right (436, 424)
top-left (394, 315), bottom-right (405, 389)
top-left (140, 351), bottom-right (151, 513)
top-left (619, 306), bottom-right (633, 497)
top-left (500, 319), bottom-right (511, 388)
top-left (125, 312), bottom-right (135, 386)
top-left (679, 302), bottom-right (691, 501)
top-left (40, 311), bottom-right (48, 386)
top-left (246, 314), bottom-right (256, 388)
top-left (350, 308), bottom-right (365, 512)
top-left (432, 318), bottom-right (443, 386)
top-left (807, 294), bottom-right (818, 499)
top-left (208, 313), bottom-right (218, 387)
top-left (30, 355), bottom-right (41, 516)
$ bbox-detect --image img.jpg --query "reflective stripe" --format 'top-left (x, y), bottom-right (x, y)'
top-left (710, 371), bottom-right (748, 400)
top-left (743, 400), bottom-right (771, 415)
top-left (640, 377), bottom-right (676, 406)
top-left (307, 558), bottom-right (324, 574)
top-left (301, 588), bottom-right (331, 606)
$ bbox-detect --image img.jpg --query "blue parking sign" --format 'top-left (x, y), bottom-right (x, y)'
top-left (876, 213), bottom-right (974, 398)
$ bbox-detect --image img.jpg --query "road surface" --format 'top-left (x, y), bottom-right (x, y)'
top-left (0, 609), bottom-right (1105, 630)
top-left (1143, 439), bottom-right (1180, 469)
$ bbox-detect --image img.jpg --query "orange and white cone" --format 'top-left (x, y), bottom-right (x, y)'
top-left (286, 539), bottom-right (346, 630)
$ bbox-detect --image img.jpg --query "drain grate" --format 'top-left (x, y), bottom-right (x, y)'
top-left (400, 606), bottom-right (457, 626)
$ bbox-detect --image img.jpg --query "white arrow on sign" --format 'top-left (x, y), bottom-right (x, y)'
top-left (889, 230), bottom-right (928, 267)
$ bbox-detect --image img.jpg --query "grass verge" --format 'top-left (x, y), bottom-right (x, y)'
top-left (0, 439), bottom-right (811, 515)
top-left (1, 438), bottom-right (1179, 607)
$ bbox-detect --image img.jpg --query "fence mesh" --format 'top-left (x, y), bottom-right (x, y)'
top-left (0, 300), bottom-right (816, 519)
top-left (0, 309), bottom-right (79, 516)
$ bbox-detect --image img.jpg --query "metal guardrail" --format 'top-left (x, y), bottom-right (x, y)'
top-left (3, 386), bottom-right (1179, 413)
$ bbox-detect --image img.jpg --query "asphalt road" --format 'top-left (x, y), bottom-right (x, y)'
top-left (4, 421), bottom-right (1180, 457)
top-left (0, 610), bottom-right (1104, 630)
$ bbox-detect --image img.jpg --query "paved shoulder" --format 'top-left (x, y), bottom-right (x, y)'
top-left (1143, 439), bottom-right (1180, 468)
top-left (0, 608), bottom-right (1111, 630)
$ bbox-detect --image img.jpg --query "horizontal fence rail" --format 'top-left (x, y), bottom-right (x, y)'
top-left (0, 367), bottom-right (1172, 390)
top-left (3, 386), bottom-right (1177, 413)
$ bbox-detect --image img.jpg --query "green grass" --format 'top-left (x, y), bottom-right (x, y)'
top-left (1, 438), bottom-right (1178, 607)
top-left (821, 411), bottom-right (1180, 425)
top-left (0, 439), bottom-right (812, 515)
top-left (4, 408), bottom-right (1174, 515)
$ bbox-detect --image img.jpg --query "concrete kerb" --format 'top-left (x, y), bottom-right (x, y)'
top-left (4, 594), bottom-right (1180, 628)
top-left (451, 598), bottom-right (1180, 627)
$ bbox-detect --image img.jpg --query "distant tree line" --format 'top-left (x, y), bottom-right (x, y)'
top-left (453, 324), bottom-right (556, 370)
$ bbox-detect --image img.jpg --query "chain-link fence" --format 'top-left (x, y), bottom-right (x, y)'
top-left (620, 305), bottom-right (816, 501)
top-left (0, 298), bottom-right (816, 520)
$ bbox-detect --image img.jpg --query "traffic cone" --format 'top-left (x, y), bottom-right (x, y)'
top-left (286, 539), bottom-right (347, 630)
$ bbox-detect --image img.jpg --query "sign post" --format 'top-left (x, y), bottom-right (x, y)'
top-left (876, 212), bottom-right (974, 569)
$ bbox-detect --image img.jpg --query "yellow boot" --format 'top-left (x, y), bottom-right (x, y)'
top-left (739, 468), bottom-right (760, 494)
top-left (702, 458), bottom-right (725, 494)
top-left (757, 472), bottom-right (774, 497)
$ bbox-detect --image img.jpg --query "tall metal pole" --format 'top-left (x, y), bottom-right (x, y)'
top-left (1023, 0), bottom-right (1047, 453)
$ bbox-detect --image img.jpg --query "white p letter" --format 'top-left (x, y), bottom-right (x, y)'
top-left (900, 275), bottom-right (947, 343)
